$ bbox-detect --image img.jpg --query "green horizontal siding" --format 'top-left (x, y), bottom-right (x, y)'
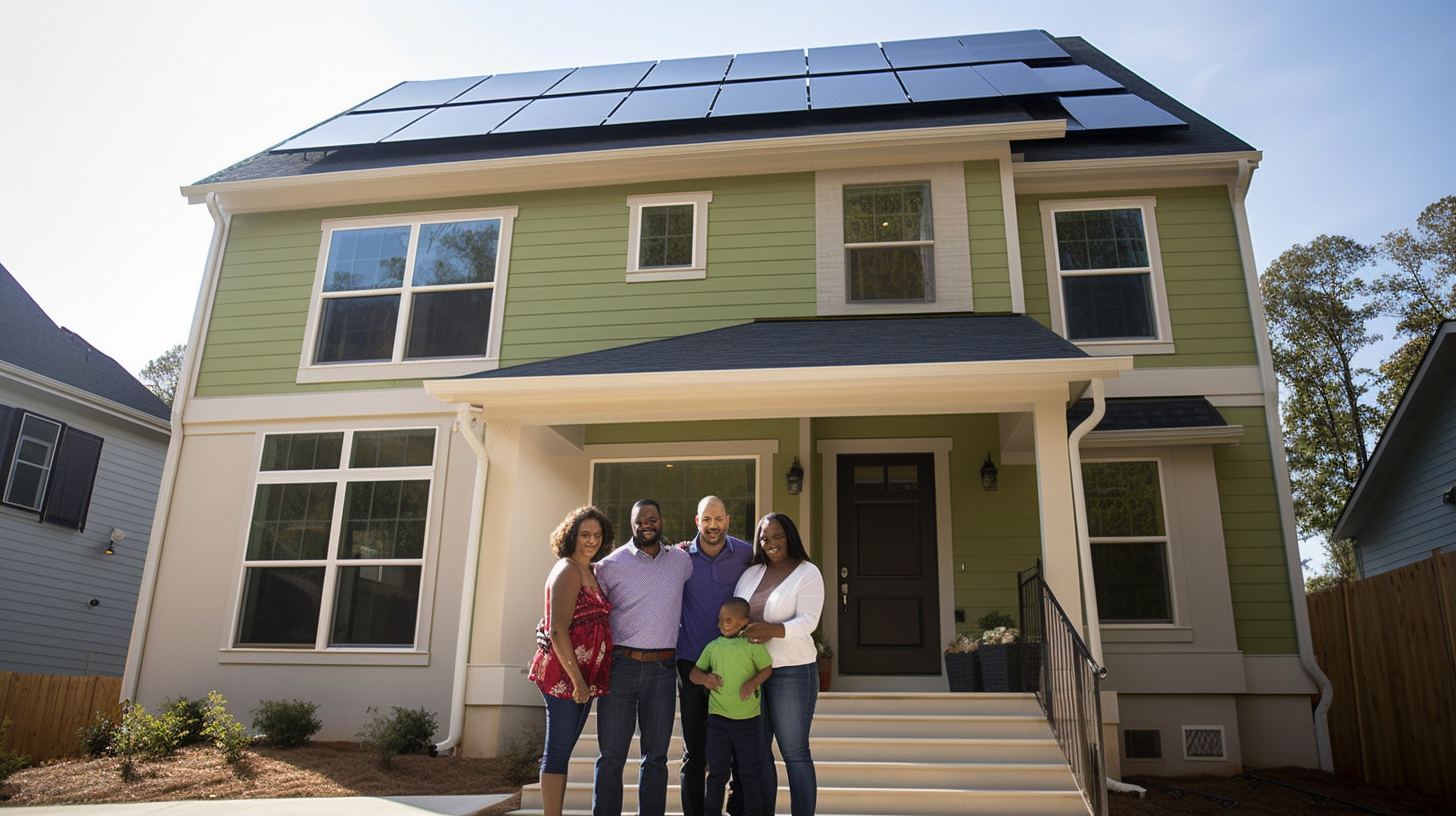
top-left (965, 160), bottom-right (1012, 312)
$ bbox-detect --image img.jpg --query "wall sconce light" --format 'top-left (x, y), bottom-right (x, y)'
top-left (980, 453), bottom-right (999, 492)
top-left (106, 527), bottom-right (126, 555)
top-left (786, 457), bottom-right (805, 495)
top-left (1444, 485), bottom-right (1456, 505)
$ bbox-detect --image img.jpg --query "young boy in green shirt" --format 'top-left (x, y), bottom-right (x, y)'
top-left (690, 596), bottom-right (773, 816)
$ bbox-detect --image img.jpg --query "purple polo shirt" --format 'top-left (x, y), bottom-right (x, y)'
top-left (676, 534), bottom-right (755, 662)
top-left (595, 537), bottom-right (692, 650)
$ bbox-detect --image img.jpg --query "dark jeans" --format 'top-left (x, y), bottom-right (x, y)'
top-left (593, 650), bottom-right (677, 816)
top-left (678, 659), bottom-right (743, 816)
top-left (758, 662), bottom-right (818, 816)
top-left (539, 688), bottom-right (593, 775)
top-left (706, 714), bottom-right (765, 816)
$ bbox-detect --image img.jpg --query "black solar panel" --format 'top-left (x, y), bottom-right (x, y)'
top-left (383, 100), bottom-right (529, 143)
top-left (807, 43), bottom-right (889, 75)
top-left (492, 92), bottom-right (628, 132)
top-left (453, 68), bottom-right (574, 103)
top-left (809, 72), bottom-right (907, 109)
top-left (276, 109), bottom-right (428, 151)
top-left (356, 77), bottom-right (488, 112)
top-left (974, 62), bottom-right (1054, 96)
top-left (1034, 65), bottom-right (1122, 93)
top-left (962, 30), bottom-right (1068, 63)
top-left (607, 84), bottom-right (719, 125)
top-left (711, 78), bottom-right (808, 117)
top-left (897, 65), bottom-right (1000, 102)
top-left (881, 36), bottom-right (975, 70)
top-left (639, 55), bottom-right (733, 88)
top-left (1059, 94), bottom-right (1185, 129)
top-left (725, 49), bottom-right (806, 81)
top-left (544, 61), bottom-right (655, 96)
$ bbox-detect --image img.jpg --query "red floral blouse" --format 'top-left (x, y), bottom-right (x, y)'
top-left (528, 586), bottom-right (613, 699)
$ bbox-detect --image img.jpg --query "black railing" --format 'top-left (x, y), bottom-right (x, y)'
top-left (1019, 560), bottom-right (1109, 816)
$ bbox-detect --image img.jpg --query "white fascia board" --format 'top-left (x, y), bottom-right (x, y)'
top-left (424, 356), bottom-right (1131, 425)
top-left (183, 121), bottom-right (1067, 213)
top-left (181, 387), bottom-right (454, 429)
top-left (1012, 150), bottom-right (1265, 195)
top-left (0, 361), bottom-right (170, 435)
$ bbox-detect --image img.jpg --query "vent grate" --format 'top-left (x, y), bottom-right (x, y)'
top-left (1182, 725), bottom-right (1226, 760)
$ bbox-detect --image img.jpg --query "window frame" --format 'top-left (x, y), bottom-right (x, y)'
top-left (227, 427), bottom-right (443, 656)
top-left (1040, 197), bottom-right (1174, 356)
top-left (626, 191), bottom-right (712, 282)
top-left (297, 207), bottom-right (519, 384)
top-left (0, 406), bottom-right (104, 532)
top-left (1083, 456), bottom-right (1178, 627)
top-left (816, 163), bottom-right (973, 316)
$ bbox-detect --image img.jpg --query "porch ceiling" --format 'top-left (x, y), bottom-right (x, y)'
top-left (424, 315), bottom-right (1131, 424)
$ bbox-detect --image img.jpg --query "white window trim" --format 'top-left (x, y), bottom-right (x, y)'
top-left (585, 439), bottom-right (778, 525)
top-left (626, 191), bottom-right (712, 282)
top-left (297, 207), bottom-right (518, 384)
top-left (223, 426), bottom-right (446, 658)
top-left (2, 412), bottom-right (62, 511)
top-left (816, 164), bottom-right (973, 315)
top-left (1039, 196), bottom-right (1174, 356)
top-left (1084, 455), bottom-right (1184, 629)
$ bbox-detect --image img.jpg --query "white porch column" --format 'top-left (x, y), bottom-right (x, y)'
top-left (1031, 391), bottom-right (1084, 631)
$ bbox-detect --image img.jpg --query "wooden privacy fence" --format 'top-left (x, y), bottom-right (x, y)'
top-left (1306, 550), bottom-right (1456, 801)
top-left (0, 672), bottom-right (124, 763)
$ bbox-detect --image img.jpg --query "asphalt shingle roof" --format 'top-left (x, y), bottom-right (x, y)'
top-left (1065, 396), bottom-right (1227, 433)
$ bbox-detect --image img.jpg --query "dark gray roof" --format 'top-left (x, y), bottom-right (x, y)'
top-left (0, 263), bottom-right (171, 422)
top-left (195, 31), bottom-right (1251, 186)
top-left (464, 314), bottom-right (1086, 380)
top-left (1065, 396), bottom-right (1227, 433)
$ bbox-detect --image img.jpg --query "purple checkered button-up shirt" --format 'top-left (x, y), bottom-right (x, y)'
top-left (595, 538), bottom-right (692, 650)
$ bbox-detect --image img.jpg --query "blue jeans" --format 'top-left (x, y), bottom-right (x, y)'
top-left (706, 715), bottom-right (764, 816)
top-left (758, 662), bottom-right (818, 816)
top-left (539, 688), bottom-right (594, 775)
top-left (593, 650), bottom-right (678, 816)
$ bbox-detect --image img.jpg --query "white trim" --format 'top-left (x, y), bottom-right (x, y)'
top-left (1012, 150), bottom-right (1264, 195)
top-left (1082, 425), bottom-right (1245, 448)
top-left (0, 361), bottom-right (170, 435)
top-left (1102, 366), bottom-right (1264, 400)
top-left (183, 388), bottom-right (453, 428)
top-left (296, 207), bottom-right (518, 385)
top-left (1039, 197), bottom-right (1174, 354)
top-left (815, 163), bottom-right (973, 315)
top-left (626, 191), bottom-right (711, 282)
top-left (999, 153), bottom-right (1026, 314)
top-left (1180, 725), bottom-right (1228, 761)
top-left (816, 437), bottom-right (954, 692)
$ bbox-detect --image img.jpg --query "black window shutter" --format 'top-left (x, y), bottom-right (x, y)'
top-left (40, 427), bottom-right (104, 531)
top-left (0, 404), bottom-right (17, 497)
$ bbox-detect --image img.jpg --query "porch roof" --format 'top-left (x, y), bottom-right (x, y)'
top-left (425, 314), bottom-right (1132, 424)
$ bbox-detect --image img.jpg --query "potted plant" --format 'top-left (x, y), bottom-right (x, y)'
top-left (812, 627), bottom-right (834, 692)
top-left (974, 611), bottom-right (1022, 692)
top-left (943, 632), bottom-right (980, 692)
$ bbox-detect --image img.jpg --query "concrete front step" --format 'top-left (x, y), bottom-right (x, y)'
top-left (570, 733), bottom-right (1068, 765)
top-left (520, 782), bottom-right (1089, 816)
top-left (558, 757), bottom-right (1076, 791)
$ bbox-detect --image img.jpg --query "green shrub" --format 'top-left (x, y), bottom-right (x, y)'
top-left (975, 610), bottom-right (1016, 632)
top-left (112, 702), bottom-right (183, 780)
top-left (77, 711), bottom-right (117, 757)
top-left (355, 706), bottom-right (439, 768)
top-left (0, 717), bottom-right (31, 782)
top-left (200, 691), bottom-right (250, 764)
top-left (499, 720), bottom-right (544, 786)
top-left (251, 699), bottom-right (321, 748)
top-left (159, 696), bottom-right (208, 747)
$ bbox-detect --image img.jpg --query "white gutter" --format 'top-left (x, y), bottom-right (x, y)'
top-left (122, 192), bottom-right (229, 703)
top-left (431, 404), bottom-right (489, 756)
top-left (1230, 158), bottom-right (1334, 772)
top-left (1067, 379), bottom-right (1106, 664)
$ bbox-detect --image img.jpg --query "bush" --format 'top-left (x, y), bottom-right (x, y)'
top-left (252, 699), bottom-right (321, 748)
top-left (159, 696), bottom-right (208, 747)
top-left (355, 706), bottom-right (439, 768)
top-left (113, 702), bottom-right (183, 780)
top-left (975, 610), bottom-right (1016, 632)
top-left (200, 691), bottom-right (250, 764)
top-left (499, 720), bottom-right (544, 786)
top-left (0, 717), bottom-right (31, 782)
top-left (77, 711), bottom-right (117, 757)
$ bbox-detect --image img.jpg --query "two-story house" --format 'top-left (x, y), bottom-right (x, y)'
top-left (123, 29), bottom-right (1327, 788)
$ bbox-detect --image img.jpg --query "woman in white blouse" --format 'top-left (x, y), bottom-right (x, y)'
top-left (737, 512), bottom-right (825, 816)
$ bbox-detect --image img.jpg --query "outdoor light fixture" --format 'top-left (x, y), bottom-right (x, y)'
top-left (106, 527), bottom-right (126, 555)
top-left (786, 457), bottom-right (805, 495)
top-left (980, 453), bottom-right (999, 492)
top-left (1444, 485), bottom-right (1456, 505)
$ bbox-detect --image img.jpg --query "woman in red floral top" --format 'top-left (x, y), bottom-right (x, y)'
top-left (528, 505), bottom-right (614, 816)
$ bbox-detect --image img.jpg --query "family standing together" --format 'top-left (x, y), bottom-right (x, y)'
top-left (528, 496), bottom-right (826, 816)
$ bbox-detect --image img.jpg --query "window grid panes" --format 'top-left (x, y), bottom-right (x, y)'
top-left (237, 429), bottom-right (436, 649)
top-left (1052, 206), bottom-right (1157, 341)
top-left (592, 459), bottom-right (757, 545)
top-left (315, 216), bottom-right (502, 365)
top-left (638, 204), bottom-right (696, 268)
top-left (1084, 460), bottom-right (1173, 624)
top-left (843, 183), bottom-right (934, 302)
top-left (3, 414), bottom-right (63, 510)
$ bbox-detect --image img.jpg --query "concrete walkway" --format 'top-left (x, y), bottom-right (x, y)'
top-left (7, 794), bottom-right (513, 816)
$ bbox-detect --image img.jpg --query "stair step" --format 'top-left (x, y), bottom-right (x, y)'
top-left (521, 782), bottom-right (1089, 816)
top-left (557, 757), bottom-right (1077, 791)
top-left (570, 733), bottom-right (1067, 764)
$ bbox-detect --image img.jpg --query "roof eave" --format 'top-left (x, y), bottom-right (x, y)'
top-left (1012, 150), bottom-right (1265, 193)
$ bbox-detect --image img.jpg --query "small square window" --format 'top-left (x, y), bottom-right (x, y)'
top-left (626, 192), bottom-right (711, 281)
top-left (1124, 728), bottom-right (1162, 760)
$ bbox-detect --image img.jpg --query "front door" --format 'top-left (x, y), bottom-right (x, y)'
top-left (836, 453), bottom-right (940, 674)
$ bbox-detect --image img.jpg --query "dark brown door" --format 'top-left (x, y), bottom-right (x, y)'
top-left (836, 453), bottom-right (940, 674)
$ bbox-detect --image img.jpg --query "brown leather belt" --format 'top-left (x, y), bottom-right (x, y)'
top-left (616, 647), bottom-right (676, 662)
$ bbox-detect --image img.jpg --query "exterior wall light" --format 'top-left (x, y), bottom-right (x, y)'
top-left (980, 453), bottom-right (999, 492)
top-left (786, 457), bottom-right (805, 495)
top-left (106, 527), bottom-right (126, 555)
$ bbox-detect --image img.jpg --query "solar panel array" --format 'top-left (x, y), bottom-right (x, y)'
top-left (272, 30), bottom-right (1184, 153)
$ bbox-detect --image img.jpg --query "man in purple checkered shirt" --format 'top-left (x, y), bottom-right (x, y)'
top-left (593, 498), bottom-right (692, 816)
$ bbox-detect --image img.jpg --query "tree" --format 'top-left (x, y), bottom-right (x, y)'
top-left (1261, 235), bottom-right (1380, 584)
top-left (1373, 195), bottom-right (1456, 414)
top-left (140, 344), bottom-right (185, 407)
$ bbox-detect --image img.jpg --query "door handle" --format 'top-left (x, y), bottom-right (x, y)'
top-left (840, 581), bottom-right (849, 611)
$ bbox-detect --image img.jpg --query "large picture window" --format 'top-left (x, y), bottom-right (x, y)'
top-left (591, 458), bottom-right (756, 545)
top-left (299, 208), bottom-right (517, 383)
top-left (1084, 459), bottom-right (1173, 624)
top-left (0, 405), bottom-right (104, 531)
top-left (236, 428), bottom-right (436, 649)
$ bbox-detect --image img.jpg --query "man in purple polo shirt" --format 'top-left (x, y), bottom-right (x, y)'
top-left (677, 495), bottom-right (756, 816)
top-left (593, 499), bottom-right (693, 816)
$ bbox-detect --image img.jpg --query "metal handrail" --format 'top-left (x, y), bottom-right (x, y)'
top-left (1019, 560), bottom-right (1109, 816)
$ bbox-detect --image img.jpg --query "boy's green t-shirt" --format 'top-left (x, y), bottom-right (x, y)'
top-left (695, 634), bottom-right (773, 720)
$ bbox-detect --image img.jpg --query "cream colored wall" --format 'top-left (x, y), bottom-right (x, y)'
top-left (1117, 694), bottom-right (1243, 776)
top-left (1235, 695), bottom-right (1319, 769)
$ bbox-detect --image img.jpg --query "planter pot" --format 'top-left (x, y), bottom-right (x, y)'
top-left (978, 643), bottom-right (1022, 692)
top-left (817, 657), bottom-right (833, 692)
top-left (944, 651), bottom-right (980, 692)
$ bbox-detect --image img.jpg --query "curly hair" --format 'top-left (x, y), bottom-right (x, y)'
top-left (550, 505), bottom-right (615, 560)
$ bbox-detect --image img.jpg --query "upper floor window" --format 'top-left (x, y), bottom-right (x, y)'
top-left (1084, 459), bottom-right (1173, 624)
top-left (626, 192), bottom-right (711, 282)
top-left (1040, 198), bottom-right (1173, 355)
top-left (298, 208), bottom-right (518, 384)
top-left (816, 164), bottom-right (972, 316)
top-left (0, 404), bottom-right (104, 531)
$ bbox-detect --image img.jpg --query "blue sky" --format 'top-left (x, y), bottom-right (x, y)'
top-left (1, 1), bottom-right (1451, 566)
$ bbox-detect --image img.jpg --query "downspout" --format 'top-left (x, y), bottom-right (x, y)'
top-left (121, 191), bottom-right (228, 703)
top-left (431, 404), bottom-right (489, 756)
top-left (1067, 378), bottom-right (1106, 663)
top-left (1231, 157), bottom-right (1334, 771)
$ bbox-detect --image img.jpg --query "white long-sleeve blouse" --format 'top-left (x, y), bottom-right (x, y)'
top-left (734, 560), bottom-right (825, 668)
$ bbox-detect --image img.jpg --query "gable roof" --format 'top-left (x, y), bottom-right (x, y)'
top-left (0, 263), bottom-right (171, 422)
top-left (1333, 321), bottom-right (1456, 540)
top-left (194, 30), bottom-right (1252, 187)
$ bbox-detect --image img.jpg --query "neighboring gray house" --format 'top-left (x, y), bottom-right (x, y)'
top-left (1334, 320), bottom-right (1456, 577)
top-left (0, 263), bottom-right (171, 676)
